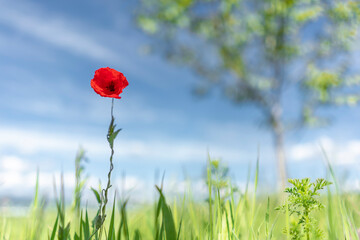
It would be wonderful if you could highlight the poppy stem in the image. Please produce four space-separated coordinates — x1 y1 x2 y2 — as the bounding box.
94 98 116 240
111 98 114 118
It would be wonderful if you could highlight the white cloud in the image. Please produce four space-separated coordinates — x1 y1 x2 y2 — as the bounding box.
0 127 82 155
289 136 360 166
0 1 119 63
343 179 360 191
289 141 324 162
335 140 360 165
289 143 317 161
0 155 28 172
0 125 249 164
289 137 333 162
0 165 148 201
0 158 153 204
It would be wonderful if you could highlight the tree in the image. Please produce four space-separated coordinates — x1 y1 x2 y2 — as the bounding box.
137 0 360 188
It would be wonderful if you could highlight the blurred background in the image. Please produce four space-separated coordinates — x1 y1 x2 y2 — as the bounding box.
1 0 360 206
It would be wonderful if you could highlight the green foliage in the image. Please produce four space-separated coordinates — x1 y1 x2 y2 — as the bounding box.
72 148 88 218
55 174 71 240
277 178 332 240
306 65 341 103
207 158 232 196
137 0 360 121
107 116 121 150
27 170 47 240
156 186 178 240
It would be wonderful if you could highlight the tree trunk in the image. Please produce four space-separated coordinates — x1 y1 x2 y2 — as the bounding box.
274 124 287 190
271 104 287 190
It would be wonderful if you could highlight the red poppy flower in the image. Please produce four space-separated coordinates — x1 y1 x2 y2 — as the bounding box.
91 67 129 99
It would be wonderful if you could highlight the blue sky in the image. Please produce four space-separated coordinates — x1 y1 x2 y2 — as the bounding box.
1 0 360 202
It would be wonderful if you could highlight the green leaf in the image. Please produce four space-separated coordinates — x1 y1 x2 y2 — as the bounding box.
118 199 130 240
133 230 141 240
49 213 59 240
74 233 80 240
108 196 116 240
176 217 182 240
82 209 90 240
91 188 101 204
156 186 177 240
107 116 121 149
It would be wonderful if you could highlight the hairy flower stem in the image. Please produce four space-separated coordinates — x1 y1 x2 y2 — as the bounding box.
96 99 116 240
102 99 115 215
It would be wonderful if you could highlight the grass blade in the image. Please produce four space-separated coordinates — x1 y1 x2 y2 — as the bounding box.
49 213 59 240
156 186 177 240
108 196 116 240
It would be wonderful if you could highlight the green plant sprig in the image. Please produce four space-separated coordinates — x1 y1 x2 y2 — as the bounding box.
277 178 332 240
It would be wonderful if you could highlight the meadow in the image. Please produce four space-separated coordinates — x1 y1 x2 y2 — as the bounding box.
0 151 359 240
2 79 360 239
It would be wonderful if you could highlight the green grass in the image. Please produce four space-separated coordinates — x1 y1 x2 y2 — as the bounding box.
0 155 359 240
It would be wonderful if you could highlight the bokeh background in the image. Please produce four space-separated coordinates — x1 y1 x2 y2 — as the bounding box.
1 0 360 205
